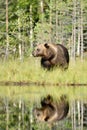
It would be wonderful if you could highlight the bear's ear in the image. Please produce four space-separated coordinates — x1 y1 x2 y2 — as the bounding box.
44 43 49 49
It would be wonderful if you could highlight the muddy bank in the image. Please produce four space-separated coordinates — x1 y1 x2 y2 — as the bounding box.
0 81 87 87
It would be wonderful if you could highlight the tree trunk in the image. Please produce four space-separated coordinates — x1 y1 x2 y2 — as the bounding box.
49 0 52 43
18 17 22 60
60 21 64 44
40 0 44 23
77 1 81 56
30 5 33 54
5 0 9 60
55 0 58 44
72 0 77 61
80 0 84 61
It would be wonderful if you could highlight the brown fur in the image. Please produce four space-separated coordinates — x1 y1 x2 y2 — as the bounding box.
32 43 69 70
33 95 69 123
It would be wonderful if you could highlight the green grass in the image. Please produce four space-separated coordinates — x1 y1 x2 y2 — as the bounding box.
0 57 87 83
0 57 87 101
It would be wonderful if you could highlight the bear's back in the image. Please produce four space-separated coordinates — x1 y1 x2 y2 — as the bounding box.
56 44 69 64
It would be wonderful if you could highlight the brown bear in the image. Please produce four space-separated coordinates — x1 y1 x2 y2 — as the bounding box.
33 95 69 123
32 43 69 70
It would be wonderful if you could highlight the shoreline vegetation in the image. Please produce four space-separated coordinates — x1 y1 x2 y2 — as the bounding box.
0 57 87 101
0 57 87 83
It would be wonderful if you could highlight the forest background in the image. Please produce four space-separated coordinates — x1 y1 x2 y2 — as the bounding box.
0 0 87 61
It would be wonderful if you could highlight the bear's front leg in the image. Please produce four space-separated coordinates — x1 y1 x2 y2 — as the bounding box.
41 58 52 70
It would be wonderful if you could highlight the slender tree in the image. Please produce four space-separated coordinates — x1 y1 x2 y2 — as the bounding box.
72 0 77 61
30 5 33 52
40 0 44 23
77 1 81 57
55 0 58 43
49 0 52 43
18 16 22 60
5 0 9 60
80 0 84 61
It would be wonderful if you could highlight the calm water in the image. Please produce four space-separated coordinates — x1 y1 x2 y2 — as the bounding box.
0 85 87 130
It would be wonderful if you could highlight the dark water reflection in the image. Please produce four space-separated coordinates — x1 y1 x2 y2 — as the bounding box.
0 85 87 130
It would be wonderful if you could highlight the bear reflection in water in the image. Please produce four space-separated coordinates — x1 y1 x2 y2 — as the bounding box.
33 95 69 123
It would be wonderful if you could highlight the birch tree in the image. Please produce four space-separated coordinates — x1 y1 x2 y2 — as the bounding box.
30 5 33 53
55 0 58 43
5 0 9 60
40 0 44 23
80 0 84 61
18 15 22 60
49 0 52 43
77 0 84 60
77 1 81 57
72 0 77 61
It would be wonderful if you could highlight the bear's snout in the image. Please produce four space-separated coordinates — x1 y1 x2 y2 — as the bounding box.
32 51 37 57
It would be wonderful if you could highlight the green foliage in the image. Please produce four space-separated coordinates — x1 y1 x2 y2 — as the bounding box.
34 22 51 43
0 0 87 59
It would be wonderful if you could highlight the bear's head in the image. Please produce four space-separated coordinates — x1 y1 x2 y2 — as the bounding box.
32 43 57 60
33 108 46 122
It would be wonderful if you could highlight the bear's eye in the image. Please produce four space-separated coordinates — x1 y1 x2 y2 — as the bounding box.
37 113 40 117
37 48 40 52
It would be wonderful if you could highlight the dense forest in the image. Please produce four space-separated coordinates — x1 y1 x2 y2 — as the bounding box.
0 0 87 60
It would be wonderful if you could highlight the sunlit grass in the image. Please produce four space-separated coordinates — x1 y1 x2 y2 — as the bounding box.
0 57 87 83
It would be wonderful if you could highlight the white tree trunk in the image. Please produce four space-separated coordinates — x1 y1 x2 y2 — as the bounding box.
55 0 58 44
18 17 22 60
49 0 52 43
80 0 84 61
30 5 33 53
5 0 9 60
40 0 44 23
72 0 76 61
77 2 81 56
